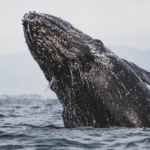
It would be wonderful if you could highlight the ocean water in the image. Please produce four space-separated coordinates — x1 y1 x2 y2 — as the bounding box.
0 95 150 150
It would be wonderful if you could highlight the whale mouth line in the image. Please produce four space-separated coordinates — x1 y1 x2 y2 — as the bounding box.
23 19 54 83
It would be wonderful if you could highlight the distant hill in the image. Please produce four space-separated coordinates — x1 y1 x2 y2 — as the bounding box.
0 52 56 98
107 45 150 71
0 46 149 96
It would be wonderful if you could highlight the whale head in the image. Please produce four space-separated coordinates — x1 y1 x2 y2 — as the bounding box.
22 11 104 92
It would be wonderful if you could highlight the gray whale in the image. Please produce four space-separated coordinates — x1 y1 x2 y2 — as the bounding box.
22 12 150 128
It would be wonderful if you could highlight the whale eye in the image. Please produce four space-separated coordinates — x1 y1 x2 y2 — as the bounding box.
93 39 104 46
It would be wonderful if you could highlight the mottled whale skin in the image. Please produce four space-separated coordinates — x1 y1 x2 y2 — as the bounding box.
22 12 150 128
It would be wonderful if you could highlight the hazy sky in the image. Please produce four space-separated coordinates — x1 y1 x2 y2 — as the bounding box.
0 0 150 55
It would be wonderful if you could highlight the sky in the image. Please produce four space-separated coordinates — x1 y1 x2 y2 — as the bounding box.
0 0 150 96
0 0 150 55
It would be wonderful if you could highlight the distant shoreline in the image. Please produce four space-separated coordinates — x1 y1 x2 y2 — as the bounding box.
0 94 57 100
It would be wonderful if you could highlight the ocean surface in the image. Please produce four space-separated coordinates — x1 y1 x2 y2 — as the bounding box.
0 95 150 150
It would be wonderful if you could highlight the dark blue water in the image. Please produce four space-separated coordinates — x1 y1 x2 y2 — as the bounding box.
0 95 150 150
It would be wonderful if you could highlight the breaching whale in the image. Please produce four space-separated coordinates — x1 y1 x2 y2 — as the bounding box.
22 12 150 128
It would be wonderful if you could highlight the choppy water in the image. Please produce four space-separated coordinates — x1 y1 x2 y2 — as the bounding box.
0 95 150 150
